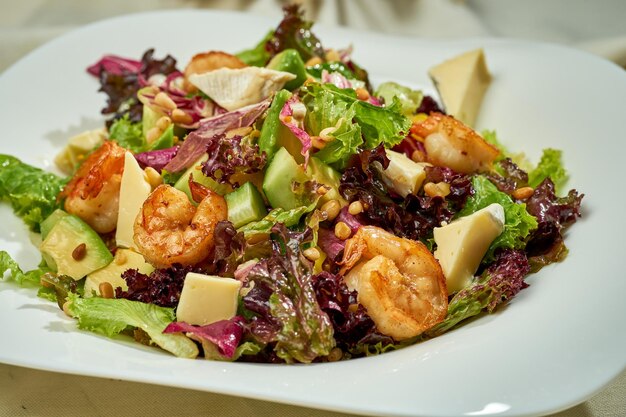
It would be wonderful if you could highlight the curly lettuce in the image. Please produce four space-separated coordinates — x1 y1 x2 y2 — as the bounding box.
427 249 530 337
241 224 334 363
528 148 568 194
0 155 66 231
67 293 198 358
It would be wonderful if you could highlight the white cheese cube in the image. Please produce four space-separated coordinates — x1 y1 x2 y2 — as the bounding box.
380 150 431 197
115 152 152 249
176 273 242 326
429 48 491 127
433 203 505 294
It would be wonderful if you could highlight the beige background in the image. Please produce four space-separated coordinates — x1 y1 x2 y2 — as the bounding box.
1 1 624 416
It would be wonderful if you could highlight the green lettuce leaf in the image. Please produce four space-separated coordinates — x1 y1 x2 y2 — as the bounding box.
302 83 408 152
0 251 50 286
0 155 66 231
458 176 538 262
306 61 356 80
374 81 423 116
236 30 274 66
302 83 353 135
528 148 568 194
481 130 533 171
310 107 362 169
239 206 310 237
108 115 146 153
66 294 198 358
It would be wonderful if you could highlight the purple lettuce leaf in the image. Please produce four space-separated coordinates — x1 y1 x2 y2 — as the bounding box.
311 271 378 349
339 145 472 241
321 70 352 89
317 208 362 261
526 178 583 229
317 228 345 262
87 55 141 77
163 317 244 359
266 4 325 62
212 221 272 277
88 48 178 126
134 146 179 172
416 95 444 114
164 100 270 173
487 158 530 194
200 133 267 187
117 264 198 308
524 178 583 270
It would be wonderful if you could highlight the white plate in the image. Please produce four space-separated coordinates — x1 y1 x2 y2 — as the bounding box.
1 10 625 417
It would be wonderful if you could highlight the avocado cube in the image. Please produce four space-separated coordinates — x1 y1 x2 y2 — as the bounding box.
40 215 113 280
267 49 307 91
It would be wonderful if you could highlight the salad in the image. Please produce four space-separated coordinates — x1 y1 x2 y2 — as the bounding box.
0 5 583 364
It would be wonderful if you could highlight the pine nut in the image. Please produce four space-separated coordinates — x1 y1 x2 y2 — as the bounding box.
311 136 327 149
171 109 193 125
114 250 127 265
155 116 172 131
355 88 370 101
319 127 336 142
512 186 534 200
62 301 73 317
334 221 352 240
321 199 341 222
316 185 330 196
146 126 162 144
348 201 363 215
303 247 321 261
327 347 343 362
290 102 307 121
99 282 114 299
144 167 163 189
325 49 341 62
71 243 87 261
424 182 451 198
155 92 177 111
40 273 55 288
411 150 427 162
305 56 323 66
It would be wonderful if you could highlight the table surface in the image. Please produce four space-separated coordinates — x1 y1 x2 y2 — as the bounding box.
1 1 624 416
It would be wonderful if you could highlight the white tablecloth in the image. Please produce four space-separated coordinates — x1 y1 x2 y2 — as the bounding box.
1 1 624 416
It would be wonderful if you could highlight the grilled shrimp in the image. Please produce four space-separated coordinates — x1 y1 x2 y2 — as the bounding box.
133 184 227 268
340 226 448 340
412 112 499 174
58 141 125 234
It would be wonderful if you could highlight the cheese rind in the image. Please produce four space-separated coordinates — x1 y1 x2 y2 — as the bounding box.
189 67 296 111
429 48 491 127
115 152 152 249
433 203 505 294
176 273 242 326
380 150 430 197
